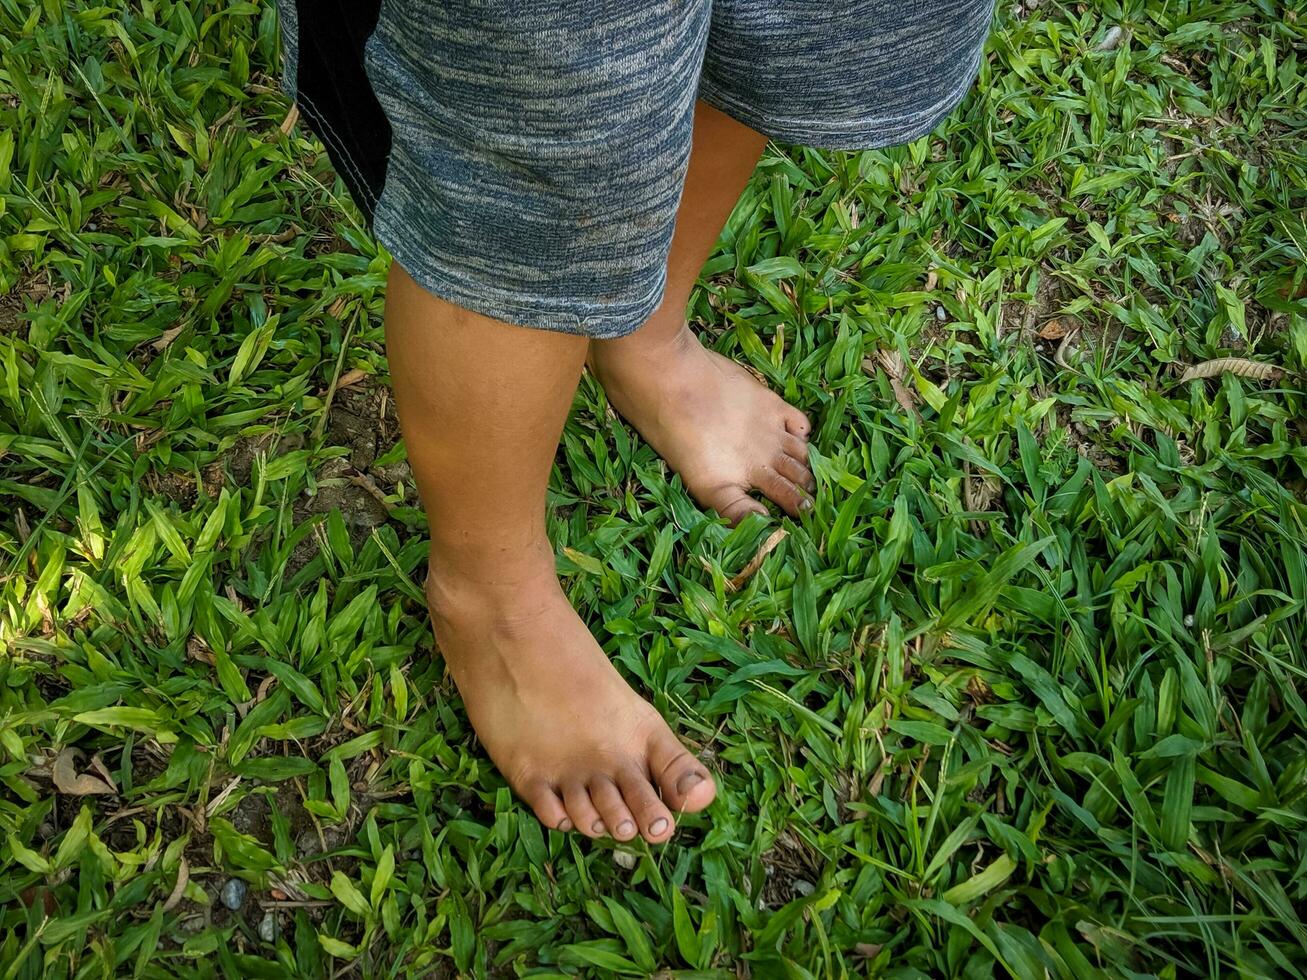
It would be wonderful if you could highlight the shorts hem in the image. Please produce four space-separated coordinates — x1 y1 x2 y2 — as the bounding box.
698 49 982 150
374 211 667 340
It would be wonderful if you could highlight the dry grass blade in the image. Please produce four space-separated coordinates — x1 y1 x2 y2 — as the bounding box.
727 527 787 592
1180 358 1284 382
1054 325 1081 372
162 857 190 912
280 103 299 135
863 351 920 418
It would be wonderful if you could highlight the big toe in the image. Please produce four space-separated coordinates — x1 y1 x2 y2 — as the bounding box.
648 728 717 814
783 406 812 439
708 485 769 526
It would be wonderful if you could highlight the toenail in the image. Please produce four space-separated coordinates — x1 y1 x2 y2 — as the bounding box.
616 820 636 838
557 818 573 832
677 771 704 794
591 820 606 835
649 817 669 836
800 498 813 512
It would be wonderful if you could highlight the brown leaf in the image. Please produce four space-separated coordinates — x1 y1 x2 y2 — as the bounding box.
19 886 58 915
336 367 368 390
88 753 117 790
150 323 186 352
280 104 300 135
1037 317 1069 340
1180 358 1283 383
52 748 117 796
727 528 788 592
187 636 215 665
867 757 890 797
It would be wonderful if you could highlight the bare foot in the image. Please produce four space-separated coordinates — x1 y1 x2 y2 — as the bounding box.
590 323 814 524
426 554 717 842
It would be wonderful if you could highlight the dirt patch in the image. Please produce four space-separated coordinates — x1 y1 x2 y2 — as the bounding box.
759 830 825 910
1002 266 1065 341
0 269 55 334
323 376 401 473
293 376 410 552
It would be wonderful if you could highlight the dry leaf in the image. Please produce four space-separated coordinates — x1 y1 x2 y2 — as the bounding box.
727 527 788 592
187 635 215 665
52 747 117 796
89 754 117 789
1180 358 1283 383
1037 317 1069 340
867 757 890 797
151 323 186 352
336 367 368 390
280 104 300 135
923 269 938 292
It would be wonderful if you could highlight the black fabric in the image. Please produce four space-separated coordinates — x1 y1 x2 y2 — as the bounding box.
292 0 392 223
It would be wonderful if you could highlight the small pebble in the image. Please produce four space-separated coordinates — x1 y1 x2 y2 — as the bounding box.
258 912 278 943
792 879 816 897
612 849 638 870
1096 26 1126 51
220 878 248 911
1184 614 1195 628
935 306 947 322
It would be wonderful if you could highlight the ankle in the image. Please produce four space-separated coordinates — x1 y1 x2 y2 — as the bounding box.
423 546 565 661
426 535 554 597
592 319 697 372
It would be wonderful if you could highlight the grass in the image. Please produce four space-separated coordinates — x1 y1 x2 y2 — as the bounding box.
1 0 1305 976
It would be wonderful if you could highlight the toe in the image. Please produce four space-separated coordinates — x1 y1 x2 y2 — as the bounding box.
712 486 768 526
648 731 716 813
616 769 676 844
782 433 811 466
755 465 810 517
590 777 639 841
774 451 815 494
783 407 812 439
561 781 606 839
523 778 572 833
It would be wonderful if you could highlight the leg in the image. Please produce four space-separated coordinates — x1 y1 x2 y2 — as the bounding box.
384 263 716 843
589 102 815 525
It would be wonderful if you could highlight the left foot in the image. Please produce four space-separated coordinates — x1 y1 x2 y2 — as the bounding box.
590 324 814 524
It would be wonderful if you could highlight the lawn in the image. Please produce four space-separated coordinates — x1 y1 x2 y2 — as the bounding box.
1 0 1305 976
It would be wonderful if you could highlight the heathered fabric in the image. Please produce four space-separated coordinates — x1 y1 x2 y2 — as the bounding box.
280 0 994 337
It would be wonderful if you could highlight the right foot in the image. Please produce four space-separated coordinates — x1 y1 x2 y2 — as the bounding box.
426 557 716 843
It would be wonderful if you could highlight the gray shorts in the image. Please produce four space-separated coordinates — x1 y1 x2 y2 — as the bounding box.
278 0 994 337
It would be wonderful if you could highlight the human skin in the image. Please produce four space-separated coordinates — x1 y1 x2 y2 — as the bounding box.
383 102 812 843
